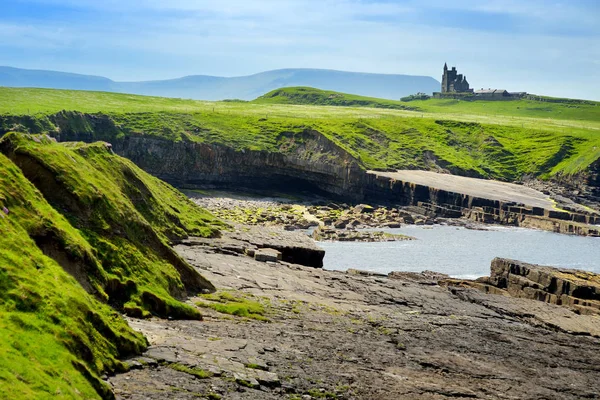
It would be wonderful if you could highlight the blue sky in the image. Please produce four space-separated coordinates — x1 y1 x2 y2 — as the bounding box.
1 0 599 99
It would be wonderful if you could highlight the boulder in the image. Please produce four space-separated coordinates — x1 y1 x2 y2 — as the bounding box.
333 219 349 229
353 204 374 214
488 258 600 314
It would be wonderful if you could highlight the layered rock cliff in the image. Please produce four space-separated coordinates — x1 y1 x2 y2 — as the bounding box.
2 111 367 200
112 131 365 200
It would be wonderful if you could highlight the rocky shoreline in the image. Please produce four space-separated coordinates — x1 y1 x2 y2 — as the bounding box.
109 226 600 399
311 226 415 242
189 189 600 241
104 191 600 399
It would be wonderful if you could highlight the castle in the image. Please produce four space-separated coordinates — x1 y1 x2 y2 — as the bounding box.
433 63 526 100
441 63 472 93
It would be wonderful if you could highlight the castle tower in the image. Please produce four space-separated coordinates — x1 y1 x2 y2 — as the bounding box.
441 63 448 93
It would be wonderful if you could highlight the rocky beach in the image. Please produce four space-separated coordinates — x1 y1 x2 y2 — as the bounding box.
107 195 600 399
109 224 600 400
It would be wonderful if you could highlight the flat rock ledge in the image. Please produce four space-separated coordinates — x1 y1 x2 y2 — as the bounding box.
367 170 600 237
111 243 600 399
176 224 325 268
443 258 600 316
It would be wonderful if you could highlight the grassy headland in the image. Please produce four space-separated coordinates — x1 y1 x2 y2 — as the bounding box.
0 86 599 179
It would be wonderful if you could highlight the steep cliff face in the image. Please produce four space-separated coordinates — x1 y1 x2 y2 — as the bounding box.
589 159 600 196
113 130 365 200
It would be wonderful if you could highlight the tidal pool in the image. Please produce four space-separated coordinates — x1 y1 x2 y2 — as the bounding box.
318 225 600 279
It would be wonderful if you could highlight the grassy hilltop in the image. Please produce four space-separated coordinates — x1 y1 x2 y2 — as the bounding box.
0 86 599 180
0 132 222 398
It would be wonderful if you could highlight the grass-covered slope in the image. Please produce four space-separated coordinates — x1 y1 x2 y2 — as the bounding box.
0 87 598 180
253 86 416 110
0 151 147 399
0 132 222 398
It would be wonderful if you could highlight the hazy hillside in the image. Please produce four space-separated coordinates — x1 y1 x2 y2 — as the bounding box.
0 66 439 101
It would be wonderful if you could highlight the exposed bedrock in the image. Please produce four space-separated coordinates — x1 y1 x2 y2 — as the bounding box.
589 159 600 196
443 258 600 315
177 225 325 268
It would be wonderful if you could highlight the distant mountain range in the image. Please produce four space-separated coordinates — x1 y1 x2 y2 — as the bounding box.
0 66 440 101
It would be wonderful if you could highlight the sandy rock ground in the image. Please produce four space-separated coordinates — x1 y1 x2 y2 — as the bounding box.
109 228 600 400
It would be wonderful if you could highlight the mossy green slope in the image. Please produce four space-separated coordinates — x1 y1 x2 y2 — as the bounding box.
0 151 145 399
0 86 598 180
0 133 222 398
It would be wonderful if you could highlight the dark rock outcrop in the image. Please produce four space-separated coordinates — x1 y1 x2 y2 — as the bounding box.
443 258 600 315
177 225 325 268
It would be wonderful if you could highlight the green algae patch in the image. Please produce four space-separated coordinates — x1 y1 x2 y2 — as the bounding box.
0 133 224 398
196 291 270 321
169 363 213 379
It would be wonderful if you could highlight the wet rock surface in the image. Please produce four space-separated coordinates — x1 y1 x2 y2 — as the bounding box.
110 241 600 399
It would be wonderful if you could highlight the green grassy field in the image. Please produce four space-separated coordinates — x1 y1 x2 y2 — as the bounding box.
1 86 599 179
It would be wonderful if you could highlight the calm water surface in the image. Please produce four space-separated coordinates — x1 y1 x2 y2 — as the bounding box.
318 225 600 279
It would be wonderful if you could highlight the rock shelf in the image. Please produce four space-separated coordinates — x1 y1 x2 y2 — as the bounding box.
110 237 600 399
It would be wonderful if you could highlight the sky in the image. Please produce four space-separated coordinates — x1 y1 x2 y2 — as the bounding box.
1 0 599 100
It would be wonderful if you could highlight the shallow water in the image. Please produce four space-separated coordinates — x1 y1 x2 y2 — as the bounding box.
318 225 600 279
